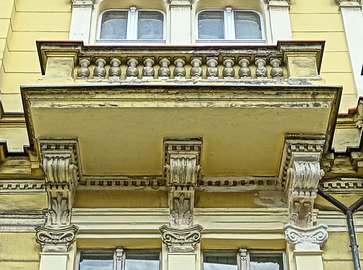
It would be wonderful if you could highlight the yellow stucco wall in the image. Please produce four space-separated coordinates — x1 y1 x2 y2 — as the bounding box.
0 233 40 270
0 0 70 112
290 0 357 113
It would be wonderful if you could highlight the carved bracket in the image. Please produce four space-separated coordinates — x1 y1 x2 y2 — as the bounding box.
38 139 81 248
279 136 325 227
284 223 328 250
35 224 78 252
160 224 203 253
164 139 202 187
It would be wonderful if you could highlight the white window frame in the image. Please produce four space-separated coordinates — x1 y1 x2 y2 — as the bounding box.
201 249 287 270
97 7 166 44
196 7 266 43
76 248 162 270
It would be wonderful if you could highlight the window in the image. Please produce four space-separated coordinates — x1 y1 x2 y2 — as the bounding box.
197 8 264 42
78 248 161 270
98 7 165 42
203 250 284 270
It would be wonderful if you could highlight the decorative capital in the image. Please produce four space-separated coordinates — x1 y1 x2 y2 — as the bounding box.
284 223 328 250
337 0 362 7
71 0 96 7
164 140 202 187
267 0 290 7
35 225 78 252
168 0 193 6
160 224 203 253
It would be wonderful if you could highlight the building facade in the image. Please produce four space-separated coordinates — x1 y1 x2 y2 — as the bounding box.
0 0 363 270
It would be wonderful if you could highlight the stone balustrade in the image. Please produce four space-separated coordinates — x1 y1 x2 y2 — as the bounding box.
37 41 325 84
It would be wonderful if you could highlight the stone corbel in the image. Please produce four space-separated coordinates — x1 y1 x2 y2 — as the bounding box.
36 139 80 252
160 224 203 253
284 224 328 251
164 140 201 187
279 136 325 228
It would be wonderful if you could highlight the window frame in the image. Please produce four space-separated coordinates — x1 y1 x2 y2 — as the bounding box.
76 248 162 270
196 8 266 43
201 249 287 270
97 7 166 44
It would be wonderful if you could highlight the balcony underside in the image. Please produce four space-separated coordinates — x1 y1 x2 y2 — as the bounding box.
21 84 341 187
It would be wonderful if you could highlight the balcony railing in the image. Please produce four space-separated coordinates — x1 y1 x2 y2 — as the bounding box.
36 41 325 85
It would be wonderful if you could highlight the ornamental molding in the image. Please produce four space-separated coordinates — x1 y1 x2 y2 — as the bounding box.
164 139 202 187
284 223 328 250
160 224 203 253
267 0 290 7
35 224 78 252
279 136 325 227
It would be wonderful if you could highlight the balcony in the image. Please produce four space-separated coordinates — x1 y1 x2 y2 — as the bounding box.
20 41 341 190
36 41 325 85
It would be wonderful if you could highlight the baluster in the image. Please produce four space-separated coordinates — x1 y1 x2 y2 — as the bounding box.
158 57 171 78
174 58 186 78
109 58 121 78
255 58 267 78
206 57 218 79
238 58 251 78
223 57 235 79
190 57 203 79
93 58 107 79
126 57 139 79
77 58 90 79
270 58 283 78
143 57 155 78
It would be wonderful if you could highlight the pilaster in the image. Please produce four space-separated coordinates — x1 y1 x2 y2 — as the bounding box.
36 139 80 270
336 0 363 97
267 0 292 43
280 136 328 270
69 0 96 44
161 139 202 270
168 0 193 44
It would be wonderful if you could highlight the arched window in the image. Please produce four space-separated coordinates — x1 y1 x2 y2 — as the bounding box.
197 8 264 42
98 7 165 42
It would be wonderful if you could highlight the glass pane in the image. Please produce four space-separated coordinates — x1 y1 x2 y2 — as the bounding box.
125 252 160 270
234 11 262 39
250 254 284 270
203 252 238 270
198 11 224 39
79 253 113 270
100 11 128 39
138 11 164 40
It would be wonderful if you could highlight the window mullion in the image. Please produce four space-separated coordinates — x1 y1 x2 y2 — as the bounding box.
127 6 137 40
239 249 248 270
113 247 124 270
225 7 234 40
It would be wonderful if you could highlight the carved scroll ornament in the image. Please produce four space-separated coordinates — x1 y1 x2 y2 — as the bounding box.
35 225 78 252
284 223 328 250
160 224 203 253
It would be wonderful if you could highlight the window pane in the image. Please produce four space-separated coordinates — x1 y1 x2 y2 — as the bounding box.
250 254 284 270
79 253 114 270
234 11 262 39
100 11 128 39
203 252 238 270
198 11 224 39
125 252 160 270
138 11 164 40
